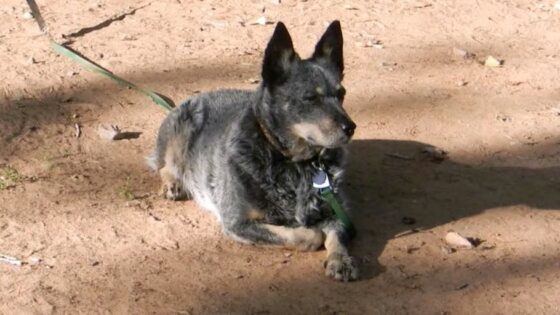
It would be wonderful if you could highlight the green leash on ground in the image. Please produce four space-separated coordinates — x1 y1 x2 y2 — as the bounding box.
25 0 174 112
50 42 174 112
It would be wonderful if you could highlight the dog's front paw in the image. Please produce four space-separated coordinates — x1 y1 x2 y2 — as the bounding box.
324 254 358 282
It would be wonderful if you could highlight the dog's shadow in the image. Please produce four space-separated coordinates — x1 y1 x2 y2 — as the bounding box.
345 139 560 279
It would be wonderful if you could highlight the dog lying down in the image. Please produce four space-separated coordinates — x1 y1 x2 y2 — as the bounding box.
148 21 358 281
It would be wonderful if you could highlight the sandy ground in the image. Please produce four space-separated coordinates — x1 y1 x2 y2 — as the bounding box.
1 0 560 314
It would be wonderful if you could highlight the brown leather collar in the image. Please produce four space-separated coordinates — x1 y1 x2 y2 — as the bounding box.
255 116 292 158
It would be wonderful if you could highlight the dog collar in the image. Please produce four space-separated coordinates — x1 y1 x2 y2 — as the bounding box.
312 167 356 237
255 117 293 158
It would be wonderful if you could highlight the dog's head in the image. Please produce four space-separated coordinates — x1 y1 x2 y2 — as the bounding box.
257 21 356 157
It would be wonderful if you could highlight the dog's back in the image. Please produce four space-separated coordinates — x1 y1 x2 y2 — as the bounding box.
148 89 255 213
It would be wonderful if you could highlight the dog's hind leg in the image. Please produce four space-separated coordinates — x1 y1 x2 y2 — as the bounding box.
158 138 191 201
224 218 324 252
148 110 192 201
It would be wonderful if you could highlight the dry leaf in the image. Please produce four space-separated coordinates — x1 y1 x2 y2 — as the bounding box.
484 56 503 67
445 231 474 249
97 125 141 141
97 125 120 140
252 16 272 26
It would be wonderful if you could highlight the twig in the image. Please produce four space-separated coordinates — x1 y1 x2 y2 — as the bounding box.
0 254 22 266
74 123 81 138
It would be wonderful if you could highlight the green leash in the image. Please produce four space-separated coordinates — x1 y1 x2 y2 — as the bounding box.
50 42 174 112
25 0 174 112
313 167 356 237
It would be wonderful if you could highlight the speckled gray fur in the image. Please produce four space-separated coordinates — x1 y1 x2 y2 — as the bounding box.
148 21 358 281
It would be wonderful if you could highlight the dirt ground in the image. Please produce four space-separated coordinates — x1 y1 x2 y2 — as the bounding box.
1 0 560 314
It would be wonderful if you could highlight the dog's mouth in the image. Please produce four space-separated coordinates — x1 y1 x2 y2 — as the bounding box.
305 134 351 148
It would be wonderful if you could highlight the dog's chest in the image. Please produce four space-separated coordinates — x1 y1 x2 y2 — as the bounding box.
261 162 335 226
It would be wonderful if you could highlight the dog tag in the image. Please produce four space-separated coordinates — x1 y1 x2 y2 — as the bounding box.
312 169 331 189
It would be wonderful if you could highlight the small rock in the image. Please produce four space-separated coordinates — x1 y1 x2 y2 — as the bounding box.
359 40 383 48
457 80 468 86
283 252 292 258
271 0 281 4
441 246 456 254
452 47 475 59
421 146 447 162
22 11 33 19
27 57 37 65
121 34 137 41
496 114 512 122
67 71 78 77
91 261 100 266
484 56 504 67
28 257 42 265
247 78 260 84
445 231 474 249
381 61 397 67
481 243 496 250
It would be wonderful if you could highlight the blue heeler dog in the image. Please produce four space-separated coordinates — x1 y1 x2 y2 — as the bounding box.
148 21 358 281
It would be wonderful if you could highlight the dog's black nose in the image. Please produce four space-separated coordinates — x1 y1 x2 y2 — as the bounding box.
341 120 356 137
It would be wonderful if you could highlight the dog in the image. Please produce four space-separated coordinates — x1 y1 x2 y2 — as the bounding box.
148 21 358 281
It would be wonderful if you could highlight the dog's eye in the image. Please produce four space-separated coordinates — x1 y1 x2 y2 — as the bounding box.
336 86 346 101
303 92 318 102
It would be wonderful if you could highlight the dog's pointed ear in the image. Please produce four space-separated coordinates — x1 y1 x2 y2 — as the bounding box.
312 20 344 77
262 22 297 87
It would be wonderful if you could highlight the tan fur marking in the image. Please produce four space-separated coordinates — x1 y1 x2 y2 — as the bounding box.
263 224 324 251
159 165 179 197
323 229 358 281
324 230 348 258
159 138 185 199
247 209 265 220
291 119 336 146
